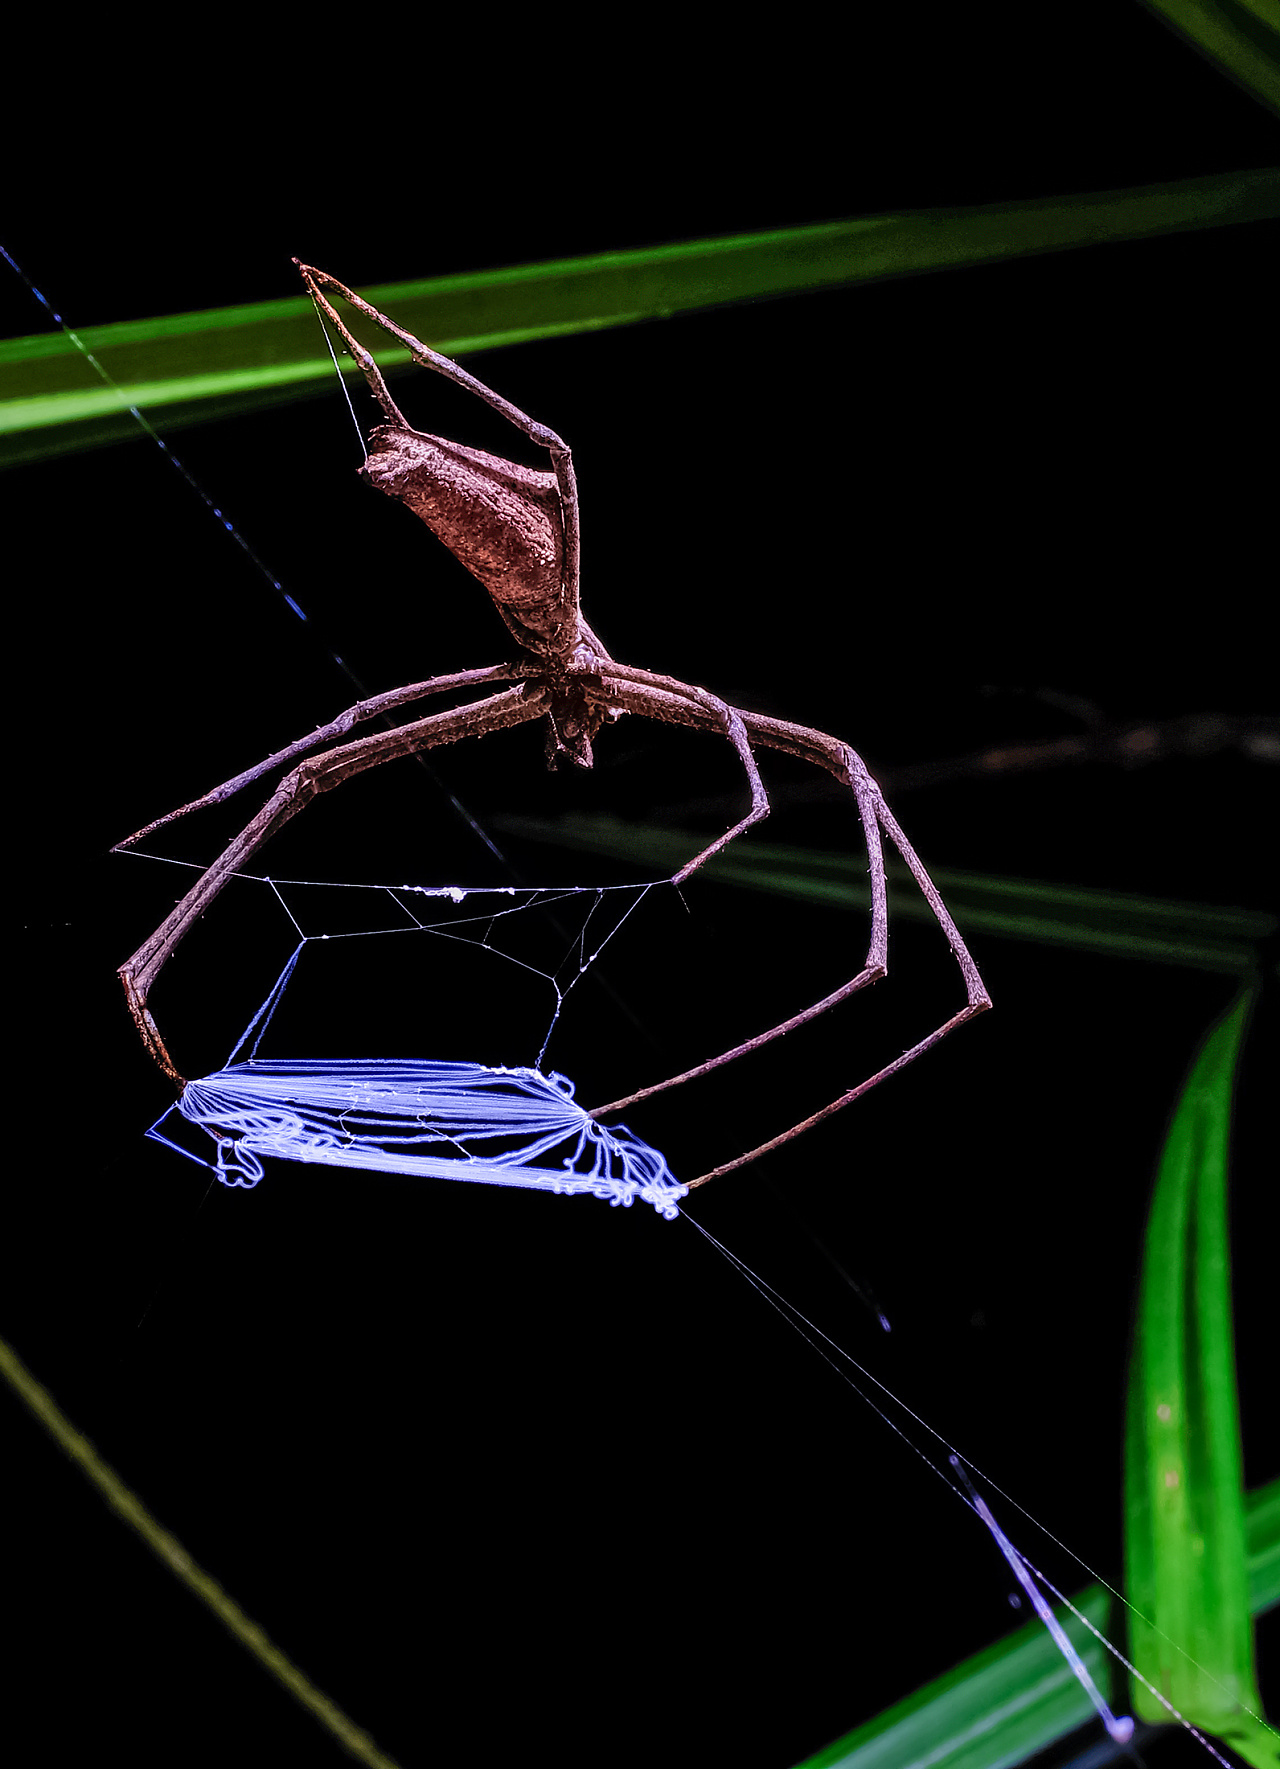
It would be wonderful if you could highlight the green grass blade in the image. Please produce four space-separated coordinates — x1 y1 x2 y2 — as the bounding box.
492 813 1276 974
0 1333 402 1769
1248 1479 1280 1616
793 1477 1280 1769
1140 1 1280 121
798 1585 1119 1769
5 169 1280 466
1124 994 1277 1766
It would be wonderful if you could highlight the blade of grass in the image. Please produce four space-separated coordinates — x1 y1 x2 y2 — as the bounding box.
1248 1481 1280 1617
5 169 1280 466
799 1584 1119 1769
0 1333 403 1769
1124 993 1276 1766
492 813 1276 974
1140 0 1280 121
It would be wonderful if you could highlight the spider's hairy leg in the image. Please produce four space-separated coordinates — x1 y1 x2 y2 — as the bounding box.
587 689 891 1124
119 685 550 1087
589 662 772 874
871 788 990 1018
297 263 571 458
582 686 989 1184
296 262 411 431
114 665 521 851
690 999 990 1187
686 725 991 1185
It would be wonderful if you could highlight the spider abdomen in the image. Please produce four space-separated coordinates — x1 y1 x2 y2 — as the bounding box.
362 422 564 611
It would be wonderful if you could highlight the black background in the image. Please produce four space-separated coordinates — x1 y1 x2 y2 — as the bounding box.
3 9 1276 1767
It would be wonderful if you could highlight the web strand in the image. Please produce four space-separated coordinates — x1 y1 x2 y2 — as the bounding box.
0 241 511 869
680 1210 1275 1765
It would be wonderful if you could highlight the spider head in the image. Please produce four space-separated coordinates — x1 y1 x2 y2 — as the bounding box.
543 680 608 769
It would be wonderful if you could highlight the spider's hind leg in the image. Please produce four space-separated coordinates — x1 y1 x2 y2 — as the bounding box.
587 696 989 1189
591 662 774 874
586 697 892 1131
685 742 991 1187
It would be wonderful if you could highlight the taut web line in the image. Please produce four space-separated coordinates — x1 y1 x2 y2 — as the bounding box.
683 1211 1274 1767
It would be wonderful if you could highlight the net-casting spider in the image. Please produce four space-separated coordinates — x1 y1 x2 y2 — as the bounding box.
117 262 990 1190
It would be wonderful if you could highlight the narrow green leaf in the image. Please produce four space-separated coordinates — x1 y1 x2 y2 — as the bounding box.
1124 994 1276 1765
5 170 1280 466
1248 1479 1280 1616
0 1334 402 1769
492 812 1276 973
798 1585 1119 1769
1140 1 1280 121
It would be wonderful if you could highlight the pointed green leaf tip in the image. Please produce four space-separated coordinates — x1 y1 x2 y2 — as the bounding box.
1125 992 1278 1765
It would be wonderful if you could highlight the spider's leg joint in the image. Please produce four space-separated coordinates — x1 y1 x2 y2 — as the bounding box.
117 964 187 1091
841 747 880 798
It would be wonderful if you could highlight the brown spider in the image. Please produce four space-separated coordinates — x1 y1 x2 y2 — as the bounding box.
117 263 990 1190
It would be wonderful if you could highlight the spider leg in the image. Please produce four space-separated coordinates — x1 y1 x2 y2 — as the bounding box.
594 662 772 872
297 265 582 633
588 680 889 1122
689 998 987 1187
115 664 521 849
119 684 551 1086
581 681 989 1185
686 722 991 1184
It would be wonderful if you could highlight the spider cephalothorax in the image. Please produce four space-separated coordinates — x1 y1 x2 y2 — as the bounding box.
116 264 989 1188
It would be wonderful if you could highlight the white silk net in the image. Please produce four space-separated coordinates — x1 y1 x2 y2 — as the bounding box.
143 867 687 1219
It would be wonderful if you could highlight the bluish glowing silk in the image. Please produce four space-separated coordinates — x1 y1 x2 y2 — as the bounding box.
172 1058 686 1219
950 1458 1134 1747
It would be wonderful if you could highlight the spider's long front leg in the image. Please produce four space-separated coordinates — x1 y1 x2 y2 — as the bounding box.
115 665 521 849
119 685 550 1086
690 710 992 1185
586 673 890 1130
581 680 989 1185
594 662 772 869
685 778 992 1174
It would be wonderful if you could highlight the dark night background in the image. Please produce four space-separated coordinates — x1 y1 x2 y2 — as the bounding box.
3 9 1276 1767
